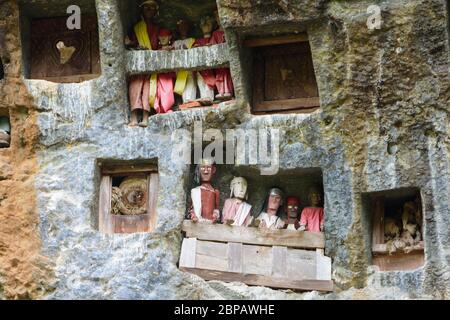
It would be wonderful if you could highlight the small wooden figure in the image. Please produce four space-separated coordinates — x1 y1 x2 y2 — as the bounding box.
153 29 176 114
189 158 220 223
298 187 324 232
193 16 216 105
284 196 301 230
256 188 285 230
222 177 253 227
173 20 198 106
211 10 234 101
126 0 160 127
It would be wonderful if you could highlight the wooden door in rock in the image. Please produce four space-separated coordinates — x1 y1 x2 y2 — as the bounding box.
252 40 319 113
29 16 100 83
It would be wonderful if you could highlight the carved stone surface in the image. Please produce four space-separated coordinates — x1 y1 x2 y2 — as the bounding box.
0 0 449 300
125 43 230 74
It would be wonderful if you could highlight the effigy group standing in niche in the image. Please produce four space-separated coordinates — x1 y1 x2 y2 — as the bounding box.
187 158 325 232
125 0 234 127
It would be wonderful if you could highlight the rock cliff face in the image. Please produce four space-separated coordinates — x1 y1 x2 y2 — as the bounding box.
0 0 449 299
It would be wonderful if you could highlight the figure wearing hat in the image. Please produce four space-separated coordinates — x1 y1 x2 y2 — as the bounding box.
256 188 286 230
298 187 324 232
221 177 253 227
125 0 160 126
188 158 220 223
173 20 198 105
211 10 234 101
284 196 301 231
153 28 176 114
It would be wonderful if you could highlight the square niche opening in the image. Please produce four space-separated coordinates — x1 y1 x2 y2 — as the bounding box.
180 165 333 292
19 0 101 83
119 0 219 46
186 165 325 225
363 187 424 272
245 34 320 114
98 161 159 234
0 108 11 148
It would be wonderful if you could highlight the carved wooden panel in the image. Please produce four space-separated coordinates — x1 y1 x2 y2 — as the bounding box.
252 41 319 113
29 16 100 82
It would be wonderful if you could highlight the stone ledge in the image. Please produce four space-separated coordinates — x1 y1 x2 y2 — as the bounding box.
125 43 230 75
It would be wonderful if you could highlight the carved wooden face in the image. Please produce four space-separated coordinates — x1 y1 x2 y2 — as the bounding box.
231 178 247 200
310 192 321 207
177 21 190 38
159 35 171 46
199 164 216 183
141 4 157 20
200 20 214 35
268 194 282 214
287 204 299 219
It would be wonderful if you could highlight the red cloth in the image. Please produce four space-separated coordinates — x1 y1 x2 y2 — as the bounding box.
130 22 159 49
194 37 216 89
154 72 176 113
159 28 172 37
211 30 225 45
299 207 324 232
201 188 220 221
210 30 233 95
215 68 234 95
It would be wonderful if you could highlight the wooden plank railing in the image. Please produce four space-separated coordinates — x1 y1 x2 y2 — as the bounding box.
182 220 325 250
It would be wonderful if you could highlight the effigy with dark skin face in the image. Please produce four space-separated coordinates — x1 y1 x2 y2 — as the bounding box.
284 196 301 230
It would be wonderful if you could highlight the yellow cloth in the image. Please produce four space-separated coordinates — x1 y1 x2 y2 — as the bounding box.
134 20 152 49
134 20 157 108
149 73 158 108
174 38 196 96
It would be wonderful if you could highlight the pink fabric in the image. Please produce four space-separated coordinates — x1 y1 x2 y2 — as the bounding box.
129 75 150 111
222 199 240 223
154 72 176 113
194 38 216 89
210 30 233 95
299 207 324 232
215 68 234 95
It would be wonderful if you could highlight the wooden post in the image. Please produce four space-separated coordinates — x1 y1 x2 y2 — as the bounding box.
372 196 385 247
148 173 159 232
179 238 197 268
271 246 287 277
227 243 243 273
99 175 113 234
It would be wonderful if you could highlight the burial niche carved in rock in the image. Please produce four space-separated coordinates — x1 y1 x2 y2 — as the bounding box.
246 34 320 114
98 162 159 234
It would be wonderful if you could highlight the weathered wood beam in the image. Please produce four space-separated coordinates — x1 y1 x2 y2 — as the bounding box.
182 220 325 249
243 34 308 47
101 164 158 175
180 267 334 292
125 43 230 74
